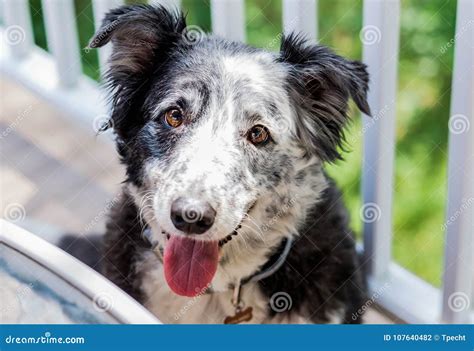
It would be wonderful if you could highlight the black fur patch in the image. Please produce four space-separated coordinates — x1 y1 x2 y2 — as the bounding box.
258 181 366 323
101 191 149 301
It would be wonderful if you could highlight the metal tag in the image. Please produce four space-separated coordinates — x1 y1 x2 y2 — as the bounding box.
224 307 253 324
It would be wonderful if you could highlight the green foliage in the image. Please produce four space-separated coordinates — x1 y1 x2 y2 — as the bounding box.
324 0 456 287
29 0 47 50
27 0 457 286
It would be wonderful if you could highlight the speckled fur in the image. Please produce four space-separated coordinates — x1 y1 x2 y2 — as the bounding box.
90 4 370 324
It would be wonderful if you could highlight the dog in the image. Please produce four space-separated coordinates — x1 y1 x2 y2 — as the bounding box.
88 4 370 324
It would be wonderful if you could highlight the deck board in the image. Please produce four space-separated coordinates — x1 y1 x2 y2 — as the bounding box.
1 78 122 234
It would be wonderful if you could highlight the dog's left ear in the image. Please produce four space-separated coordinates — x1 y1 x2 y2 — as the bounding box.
88 5 186 139
89 4 186 76
279 34 371 161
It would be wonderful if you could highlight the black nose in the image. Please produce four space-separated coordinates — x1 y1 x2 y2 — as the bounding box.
170 197 216 234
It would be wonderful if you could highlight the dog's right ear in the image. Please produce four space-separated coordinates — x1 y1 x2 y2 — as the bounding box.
89 4 186 76
279 33 370 162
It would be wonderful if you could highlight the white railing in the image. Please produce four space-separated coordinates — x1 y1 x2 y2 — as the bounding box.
0 0 472 324
440 0 473 325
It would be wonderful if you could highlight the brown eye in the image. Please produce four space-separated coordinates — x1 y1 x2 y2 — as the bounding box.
164 108 183 128
247 125 270 146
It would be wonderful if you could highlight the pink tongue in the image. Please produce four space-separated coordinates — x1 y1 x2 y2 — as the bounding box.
163 235 219 297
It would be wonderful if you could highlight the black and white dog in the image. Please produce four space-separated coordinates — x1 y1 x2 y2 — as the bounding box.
89 4 370 324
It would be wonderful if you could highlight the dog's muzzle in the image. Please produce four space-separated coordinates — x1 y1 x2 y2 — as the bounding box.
170 197 216 235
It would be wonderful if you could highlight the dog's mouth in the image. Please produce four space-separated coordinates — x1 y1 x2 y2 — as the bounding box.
160 201 255 297
161 223 242 298
160 225 240 248
162 234 219 297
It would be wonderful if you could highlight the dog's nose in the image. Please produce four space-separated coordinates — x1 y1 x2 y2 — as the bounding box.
170 197 216 234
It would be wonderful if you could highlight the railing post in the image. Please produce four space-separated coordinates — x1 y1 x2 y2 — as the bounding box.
2 0 33 59
282 0 317 42
441 0 474 324
42 0 81 88
361 0 400 281
211 0 245 42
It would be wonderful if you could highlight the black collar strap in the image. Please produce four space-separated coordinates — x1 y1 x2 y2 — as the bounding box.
242 236 293 285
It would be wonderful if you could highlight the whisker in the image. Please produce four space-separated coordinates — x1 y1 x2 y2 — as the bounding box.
242 214 265 240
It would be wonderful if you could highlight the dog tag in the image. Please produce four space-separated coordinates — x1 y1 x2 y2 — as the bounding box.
225 280 253 324
224 307 253 324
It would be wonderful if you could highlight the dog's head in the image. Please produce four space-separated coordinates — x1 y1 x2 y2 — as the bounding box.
91 5 370 297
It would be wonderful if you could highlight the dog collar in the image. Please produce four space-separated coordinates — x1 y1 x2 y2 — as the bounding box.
242 236 293 284
223 236 293 324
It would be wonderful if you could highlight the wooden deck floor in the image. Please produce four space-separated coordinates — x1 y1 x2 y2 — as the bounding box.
1 78 123 236
0 77 397 324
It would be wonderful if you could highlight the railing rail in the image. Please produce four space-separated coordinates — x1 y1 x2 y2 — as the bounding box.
2 0 32 58
42 0 81 87
282 0 317 42
211 0 245 42
0 0 472 324
441 0 473 325
361 0 399 283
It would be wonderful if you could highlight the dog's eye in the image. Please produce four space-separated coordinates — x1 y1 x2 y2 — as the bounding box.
164 108 183 128
247 125 270 146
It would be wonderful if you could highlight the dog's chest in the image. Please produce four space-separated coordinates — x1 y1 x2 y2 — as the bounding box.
137 252 310 324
